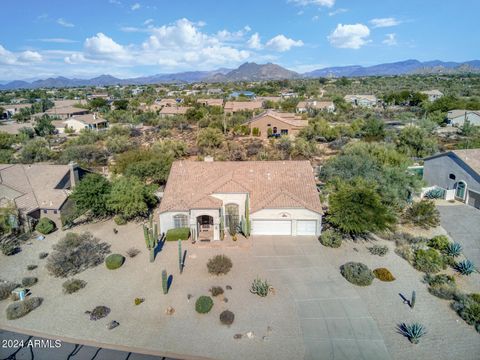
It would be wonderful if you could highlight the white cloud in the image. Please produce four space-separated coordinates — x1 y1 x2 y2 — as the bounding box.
247 33 262 49
370 17 401 28
144 18 153 26
83 33 128 59
265 35 303 52
0 45 17 65
131 2 141 10
328 8 347 16
244 25 252 32
18 51 43 62
38 38 77 43
328 23 370 49
57 18 74 27
289 0 335 7
0 45 42 65
383 33 397 46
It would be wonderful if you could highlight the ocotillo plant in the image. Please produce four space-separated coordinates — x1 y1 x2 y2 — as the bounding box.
162 269 168 294
178 239 183 273
410 290 416 309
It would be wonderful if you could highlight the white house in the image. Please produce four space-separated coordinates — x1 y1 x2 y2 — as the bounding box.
159 160 323 241
344 94 378 107
421 89 444 102
296 100 335 113
447 110 480 127
54 114 108 133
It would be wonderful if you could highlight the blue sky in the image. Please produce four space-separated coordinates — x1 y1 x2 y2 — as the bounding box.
0 0 479 81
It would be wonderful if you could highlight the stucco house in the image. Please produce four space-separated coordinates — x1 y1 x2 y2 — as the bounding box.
54 114 109 134
224 101 263 114
447 110 480 126
247 110 308 139
423 149 480 209
344 94 378 108
0 163 88 227
296 100 335 114
159 106 191 117
421 89 444 102
196 99 224 107
159 160 323 240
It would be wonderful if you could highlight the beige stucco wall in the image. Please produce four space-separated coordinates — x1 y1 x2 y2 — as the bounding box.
248 114 301 139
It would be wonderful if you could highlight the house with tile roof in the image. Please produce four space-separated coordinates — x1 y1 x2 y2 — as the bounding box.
247 110 308 139
447 110 480 127
224 101 263 114
423 149 480 209
344 94 378 108
0 163 88 227
159 160 323 241
296 100 335 114
54 113 108 133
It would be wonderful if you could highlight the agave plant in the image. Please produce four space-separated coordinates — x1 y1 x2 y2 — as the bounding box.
445 242 462 257
250 277 270 297
397 322 427 344
455 259 476 275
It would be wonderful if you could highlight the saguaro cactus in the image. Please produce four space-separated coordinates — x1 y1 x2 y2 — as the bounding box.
410 290 416 309
162 269 168 294
143 220 158 263
178 239 183 273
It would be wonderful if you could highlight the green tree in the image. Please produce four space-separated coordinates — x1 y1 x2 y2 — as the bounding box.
34 115 56 137
197 128 225 150
20 138 54 163
106 177 157 219
327 178 396 235
71 173 111 217
113 99 129 110
88 98 109 111
396 126 438 158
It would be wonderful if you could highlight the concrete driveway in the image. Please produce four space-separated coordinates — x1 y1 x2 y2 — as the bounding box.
437 204 480 265
252 236 390 360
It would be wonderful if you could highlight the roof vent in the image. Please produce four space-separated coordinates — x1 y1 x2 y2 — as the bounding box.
204 156 214 162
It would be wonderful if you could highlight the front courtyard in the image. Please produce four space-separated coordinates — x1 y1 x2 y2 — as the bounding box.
0 219 479 360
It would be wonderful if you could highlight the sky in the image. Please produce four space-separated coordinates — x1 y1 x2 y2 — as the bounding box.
0 0 479 81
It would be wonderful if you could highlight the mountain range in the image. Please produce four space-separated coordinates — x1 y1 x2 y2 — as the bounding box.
1 59 479 90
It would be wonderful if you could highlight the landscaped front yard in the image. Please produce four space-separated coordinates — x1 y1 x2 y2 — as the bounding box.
0 218 479 360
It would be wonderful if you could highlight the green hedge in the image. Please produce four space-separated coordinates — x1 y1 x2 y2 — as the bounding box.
166 227 190 241
36 218 56 235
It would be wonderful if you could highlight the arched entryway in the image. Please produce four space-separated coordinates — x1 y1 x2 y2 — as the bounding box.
455 181 467 201
197 215 214 241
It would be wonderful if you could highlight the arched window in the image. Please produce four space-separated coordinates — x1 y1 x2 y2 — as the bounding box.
272 126 278 134
225 203 239 228
173 214 188 228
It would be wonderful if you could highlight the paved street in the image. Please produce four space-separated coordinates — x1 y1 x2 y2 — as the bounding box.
253 236 391 360
437 204 480 265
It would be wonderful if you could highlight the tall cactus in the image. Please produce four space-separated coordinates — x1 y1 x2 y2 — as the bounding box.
178 239 183 273
162 269 168 294
143 221 158 263
244 195 251 237
410 290 416 309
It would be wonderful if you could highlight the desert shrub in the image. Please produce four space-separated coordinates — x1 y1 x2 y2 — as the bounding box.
413 248 444 273
319 229 342 248
340 262 374 286
35 217 56 234
424 273 455 287
428 235 450 251
403 200 440 229
0 281 19 300
165 227 190 241
113 215 127 225
429 283 458 300
395 245 414 262
21 277 38 287
126 247 140 258
445 242 462 257
424 188 445 199
1 243 19 256
105 254 125 270
452 294 480 330
396 322 427 344
39 252 49 259
368 245 389 256
388 232 428 247
207 255 232 275
87 305 110 320
134 297 145 305
27 264 38 271
455 259 476 275
373 268 396 281
195 296 213 314
62 279 87 294
209 286 224 297
220 310 235 325
6 297 43 320
46 232 111 277
250 278 270 297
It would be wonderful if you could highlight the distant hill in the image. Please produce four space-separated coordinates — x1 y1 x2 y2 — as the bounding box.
304 59 480 78
1 59 479 90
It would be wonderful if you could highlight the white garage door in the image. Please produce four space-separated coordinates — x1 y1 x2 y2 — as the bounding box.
251 220 292 235
296 220 317 235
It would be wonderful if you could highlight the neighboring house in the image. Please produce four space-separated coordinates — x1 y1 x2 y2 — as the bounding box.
0 121 35 135
447 110 480 126
280 91 298 99
159 106 191 117
421 89 444 102
423 149 480 209
247 110 308 139
224 101 263 114
159 160 323 240
157 98 183 107
229 91 256 99
0 163 88 227
206 88 223 95
2 103 33 119
296 100 335 113
197 99 224 107
45 104 89 119
344 94 378 107
55 114 108 133
257 96 282 103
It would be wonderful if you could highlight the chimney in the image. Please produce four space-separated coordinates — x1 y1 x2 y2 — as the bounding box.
69 161 79 188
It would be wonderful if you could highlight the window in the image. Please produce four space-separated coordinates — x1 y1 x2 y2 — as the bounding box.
43 209 47 214
173 214 188 228
281 129 288 135
53 210 58 214
267 123 271 126
225 203 239 228
449 173 456 180
273 127 278 134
